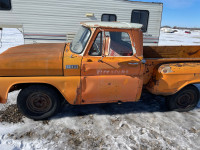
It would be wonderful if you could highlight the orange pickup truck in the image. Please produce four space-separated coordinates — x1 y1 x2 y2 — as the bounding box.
0 22 200 120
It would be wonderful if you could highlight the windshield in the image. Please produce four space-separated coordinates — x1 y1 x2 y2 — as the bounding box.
71 26 91 54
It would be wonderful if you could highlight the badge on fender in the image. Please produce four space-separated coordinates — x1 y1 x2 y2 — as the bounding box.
65 65 79 69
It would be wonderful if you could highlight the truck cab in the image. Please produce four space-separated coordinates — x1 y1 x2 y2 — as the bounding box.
64 22 145 105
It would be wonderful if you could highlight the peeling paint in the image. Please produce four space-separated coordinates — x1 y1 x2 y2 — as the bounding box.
73 84 82 105
160 66 173 74
81 22 143 29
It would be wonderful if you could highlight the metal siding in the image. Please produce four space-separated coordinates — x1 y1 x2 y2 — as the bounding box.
0 0 162 45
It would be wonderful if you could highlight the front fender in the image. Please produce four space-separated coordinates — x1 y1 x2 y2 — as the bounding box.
0 76 81 104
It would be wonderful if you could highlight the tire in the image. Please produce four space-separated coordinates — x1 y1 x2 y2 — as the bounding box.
17 85 61 120
166 85 199 112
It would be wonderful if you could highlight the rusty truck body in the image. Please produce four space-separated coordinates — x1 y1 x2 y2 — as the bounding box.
0 22 200 120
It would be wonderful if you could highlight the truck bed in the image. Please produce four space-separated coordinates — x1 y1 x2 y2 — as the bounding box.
144 46 200 59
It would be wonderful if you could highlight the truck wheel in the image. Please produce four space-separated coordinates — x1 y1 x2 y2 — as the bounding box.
166 85 199 112
17 85 60 120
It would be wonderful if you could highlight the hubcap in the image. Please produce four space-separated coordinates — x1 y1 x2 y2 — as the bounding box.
177 91 195 108
26 92 52 113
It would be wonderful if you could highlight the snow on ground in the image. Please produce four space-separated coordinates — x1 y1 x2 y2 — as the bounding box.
159 29 200 46
0 29 200 150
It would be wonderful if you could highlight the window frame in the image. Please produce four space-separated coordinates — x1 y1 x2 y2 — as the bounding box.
101 14 117 22
106 31 134 57
131 9 149 32
84 28 136 58
0 0 12 11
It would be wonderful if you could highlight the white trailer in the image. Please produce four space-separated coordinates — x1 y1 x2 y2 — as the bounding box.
0 0 163 46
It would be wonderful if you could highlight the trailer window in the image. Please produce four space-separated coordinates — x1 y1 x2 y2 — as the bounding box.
101 14 117 22
131 10 149 32
0 0 11 10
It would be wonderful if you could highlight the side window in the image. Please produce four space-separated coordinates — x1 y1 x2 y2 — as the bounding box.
89 32 103 56
101 14 117 22
89 31 134 57
131 10 149 32
0 0 11 10
108 32 133 56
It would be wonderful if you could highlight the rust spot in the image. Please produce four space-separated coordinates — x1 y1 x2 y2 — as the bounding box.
87 59 93 62
187 49 200 56
177 64 182 67
161 66 173 74
163 69 167 73
73 84 82 105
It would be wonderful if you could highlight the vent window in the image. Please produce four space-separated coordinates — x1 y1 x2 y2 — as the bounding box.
131 10 149 32
0 0 11 10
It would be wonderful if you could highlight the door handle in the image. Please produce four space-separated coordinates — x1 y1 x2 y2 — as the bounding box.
128 60 146 65
141 59 146 64
128 62 139 65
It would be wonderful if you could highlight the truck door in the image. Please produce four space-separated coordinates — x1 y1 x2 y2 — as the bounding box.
81 30 144 104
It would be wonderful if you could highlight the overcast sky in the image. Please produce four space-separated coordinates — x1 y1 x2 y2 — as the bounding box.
131 0 200 27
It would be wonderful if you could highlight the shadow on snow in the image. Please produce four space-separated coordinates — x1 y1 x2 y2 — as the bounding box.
53 94 171 119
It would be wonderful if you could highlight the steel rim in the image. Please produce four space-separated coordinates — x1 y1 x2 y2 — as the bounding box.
176 91 195 108
26 92 52 114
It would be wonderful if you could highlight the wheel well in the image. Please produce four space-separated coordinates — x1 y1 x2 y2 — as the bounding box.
166 84 199 112
178 84 199 94
9 83 66 101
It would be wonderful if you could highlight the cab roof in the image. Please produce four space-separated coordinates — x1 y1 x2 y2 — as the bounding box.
81 22 143 29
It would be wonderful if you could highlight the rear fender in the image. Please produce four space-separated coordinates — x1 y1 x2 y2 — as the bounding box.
146 62 200 95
